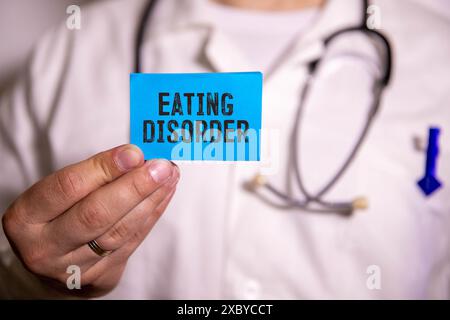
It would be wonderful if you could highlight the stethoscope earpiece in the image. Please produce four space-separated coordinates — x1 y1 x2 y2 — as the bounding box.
246 173 370 213
351 196 369 210
244 173 267 192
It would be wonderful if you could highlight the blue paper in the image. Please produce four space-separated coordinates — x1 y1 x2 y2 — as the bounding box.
130 72 262 161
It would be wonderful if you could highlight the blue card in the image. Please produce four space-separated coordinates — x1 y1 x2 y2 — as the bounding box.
130 72 262 161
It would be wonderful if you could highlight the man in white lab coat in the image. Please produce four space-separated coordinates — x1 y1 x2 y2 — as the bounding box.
0 0 449 299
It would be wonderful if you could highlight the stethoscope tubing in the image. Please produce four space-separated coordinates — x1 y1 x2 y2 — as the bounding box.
134 0 393 215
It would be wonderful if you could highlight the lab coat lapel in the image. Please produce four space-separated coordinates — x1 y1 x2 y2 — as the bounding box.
142 0 364 75
140 0 254 73
282 0 365 68
180 0 260 72
203 29 255 73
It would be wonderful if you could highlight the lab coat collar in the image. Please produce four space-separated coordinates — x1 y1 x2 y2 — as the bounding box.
169 0 255 72
148 0 365 73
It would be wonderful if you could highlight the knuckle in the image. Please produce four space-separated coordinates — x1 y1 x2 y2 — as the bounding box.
92 153 114 181
130 173 150 199
106 222 130 245
55 170 84 201
130 230 142 243
153 203 165 216
144 193 158 210
147 184 171 208
2 209 15 237
2 202 26 238
3 204 54 278
22 247 48 275
78 198 111 230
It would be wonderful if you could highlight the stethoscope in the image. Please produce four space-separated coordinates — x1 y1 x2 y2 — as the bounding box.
134 0 393 216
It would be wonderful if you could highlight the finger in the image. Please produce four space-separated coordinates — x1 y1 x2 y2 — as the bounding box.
45 159 175 252
13 144 144 224
78 186 178 283
122 185 177 256
68 171 179 269
95 169 179 251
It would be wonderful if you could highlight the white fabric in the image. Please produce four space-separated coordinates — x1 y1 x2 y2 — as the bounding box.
0 0 449 299
200 1 319 72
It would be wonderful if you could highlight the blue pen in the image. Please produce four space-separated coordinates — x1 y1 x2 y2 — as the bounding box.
417 127 442 196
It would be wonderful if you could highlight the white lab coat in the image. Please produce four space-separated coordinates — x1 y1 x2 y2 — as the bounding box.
0 0 449 299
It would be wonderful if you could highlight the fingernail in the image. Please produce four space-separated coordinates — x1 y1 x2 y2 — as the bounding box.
148 159 173 183
171 161 180 175
116 145 142 171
